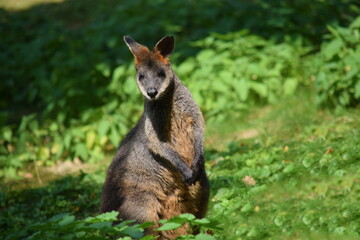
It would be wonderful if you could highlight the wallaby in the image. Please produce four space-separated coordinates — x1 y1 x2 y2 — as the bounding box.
100 35 209 239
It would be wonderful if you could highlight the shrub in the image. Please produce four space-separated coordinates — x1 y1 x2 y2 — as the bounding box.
2 211 218 240
315 16 360 108
177 31 308 122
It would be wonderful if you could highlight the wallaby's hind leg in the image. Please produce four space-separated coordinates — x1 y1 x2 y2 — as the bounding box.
159 190 192 239
119 190 191 239
117 192 162 236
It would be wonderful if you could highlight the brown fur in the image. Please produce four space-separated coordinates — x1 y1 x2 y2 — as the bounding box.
156 169 205 239
170 112 195 166
134 48 170 68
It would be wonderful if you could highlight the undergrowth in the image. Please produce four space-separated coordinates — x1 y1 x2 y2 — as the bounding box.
1 94 360 239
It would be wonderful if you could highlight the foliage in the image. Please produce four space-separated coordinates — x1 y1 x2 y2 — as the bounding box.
5 211 146 240
315 16 360 108
4 211 217 240
205 98 360 239
5 211 215 240
0 172 217 240
0 0 359 179
1 97 360 239
0 28 310 178
177 31 308 121
0 172 104 235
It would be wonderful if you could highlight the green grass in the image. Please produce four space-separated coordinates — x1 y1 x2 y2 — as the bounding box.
1 92 360 239
206 94 360 239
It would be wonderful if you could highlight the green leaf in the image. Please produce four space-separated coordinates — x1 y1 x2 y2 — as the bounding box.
137 222 155 229
98 119 111 139
156 222 183 231
89 222 112 229
112 65 126 81
194 233 217 240
213 74 230 93
236 78 249 101
64 133 72 149
283 78 298 95
193 218 210 225
177 213 196 221
96 63 111 77
241 202 253 212
350 16 360 29
121 226 144 238
75 231 86 238
109 126 120 147
250 82 267 97
355 80 360 98
327 25 341 38
196 49 215 63
339 91 350 106
177 58 195 75
2 127 12 141
38 147 50 160
139 236 155 240
117 237 132 240
86 131 96 149
58 215 75 226
283 163 295 173
75 143 88 160
85 211 119 223
322 38 343 60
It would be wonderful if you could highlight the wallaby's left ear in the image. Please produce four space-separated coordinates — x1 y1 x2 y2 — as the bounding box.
123 35 150 60
153 36 175 58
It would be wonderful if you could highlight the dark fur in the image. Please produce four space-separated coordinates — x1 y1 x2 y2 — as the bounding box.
100 36 209 239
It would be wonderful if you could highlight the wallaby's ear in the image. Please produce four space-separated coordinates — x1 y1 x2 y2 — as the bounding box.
153 36 175 58
123 35 150 60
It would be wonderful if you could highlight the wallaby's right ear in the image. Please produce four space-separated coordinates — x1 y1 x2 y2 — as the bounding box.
153 36 175 58
123 36 150 62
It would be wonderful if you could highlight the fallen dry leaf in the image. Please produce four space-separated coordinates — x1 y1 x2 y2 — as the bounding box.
23 172 33 179
242 175 256 186
283 145 289 152
324 146 334 154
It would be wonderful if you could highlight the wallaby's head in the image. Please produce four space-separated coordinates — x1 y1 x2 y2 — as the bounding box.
124 35 175 101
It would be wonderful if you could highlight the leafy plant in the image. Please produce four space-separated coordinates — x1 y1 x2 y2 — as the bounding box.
205 98 360 239
1 93 360 240
5 211 146 240
315 16 360 108
177 31 308 122
2 211 217 240
1 0 359 179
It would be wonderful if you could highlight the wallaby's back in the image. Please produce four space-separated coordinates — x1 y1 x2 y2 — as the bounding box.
100 36 209 239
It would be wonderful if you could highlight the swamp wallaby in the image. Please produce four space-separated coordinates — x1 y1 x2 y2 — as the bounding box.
100 35 209 239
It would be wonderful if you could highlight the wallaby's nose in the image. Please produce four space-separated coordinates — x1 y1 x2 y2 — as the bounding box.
147 88 158 99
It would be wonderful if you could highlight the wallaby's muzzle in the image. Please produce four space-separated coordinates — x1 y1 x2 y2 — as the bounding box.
146 88 158 99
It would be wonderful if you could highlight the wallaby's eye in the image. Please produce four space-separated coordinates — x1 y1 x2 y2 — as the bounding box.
157 70 166 78
138 73 145 80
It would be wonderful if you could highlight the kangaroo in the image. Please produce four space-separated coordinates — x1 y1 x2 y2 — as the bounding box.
100 35 209 239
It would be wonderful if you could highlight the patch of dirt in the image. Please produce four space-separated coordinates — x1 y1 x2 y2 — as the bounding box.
45 157 88 175
238 129 259 140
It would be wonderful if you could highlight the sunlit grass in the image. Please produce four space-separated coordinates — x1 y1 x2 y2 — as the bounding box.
205 92 360 239
0 0 64 10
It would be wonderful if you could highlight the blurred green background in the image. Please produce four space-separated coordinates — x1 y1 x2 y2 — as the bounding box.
1 0 360 239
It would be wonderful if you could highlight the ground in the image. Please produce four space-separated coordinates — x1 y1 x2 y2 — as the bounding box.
2 92 360 239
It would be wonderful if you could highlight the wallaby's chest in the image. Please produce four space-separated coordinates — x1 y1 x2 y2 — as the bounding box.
169 109 195 166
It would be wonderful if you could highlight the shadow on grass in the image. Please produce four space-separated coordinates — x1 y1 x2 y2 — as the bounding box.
0 171 103 236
